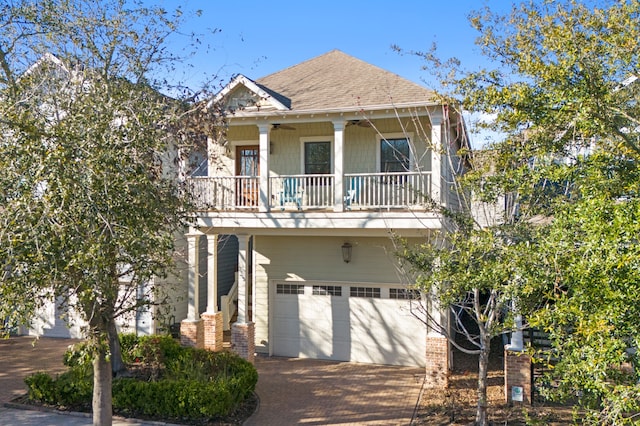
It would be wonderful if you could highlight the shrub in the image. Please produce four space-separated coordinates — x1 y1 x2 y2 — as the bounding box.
25 372 56 405
113 378 235 419
25 367 92 409
119 333 139 363
25 335 258 422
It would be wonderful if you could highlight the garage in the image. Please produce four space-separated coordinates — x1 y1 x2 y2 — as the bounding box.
271 282 427 367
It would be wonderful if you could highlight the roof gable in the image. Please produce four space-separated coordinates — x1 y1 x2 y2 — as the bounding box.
255 50 436 112
212 74 289 112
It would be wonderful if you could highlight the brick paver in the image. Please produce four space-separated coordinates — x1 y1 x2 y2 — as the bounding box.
1 337 425 425
246 356 424 426
0 336 79 404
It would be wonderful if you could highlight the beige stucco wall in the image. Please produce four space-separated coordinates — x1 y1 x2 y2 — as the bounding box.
252 235 422 353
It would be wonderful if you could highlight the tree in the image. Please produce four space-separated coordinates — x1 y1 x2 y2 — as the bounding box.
394 143 530 426
396 220 528 425
519 152 640 424
398 0 640 424
0 1 216 424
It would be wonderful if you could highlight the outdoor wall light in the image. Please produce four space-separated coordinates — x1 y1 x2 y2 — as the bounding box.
341 242 352 263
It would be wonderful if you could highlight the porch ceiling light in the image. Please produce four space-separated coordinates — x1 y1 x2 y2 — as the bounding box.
341 242 352 263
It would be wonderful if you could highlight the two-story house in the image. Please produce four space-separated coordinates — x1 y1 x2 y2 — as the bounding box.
180 50 469 378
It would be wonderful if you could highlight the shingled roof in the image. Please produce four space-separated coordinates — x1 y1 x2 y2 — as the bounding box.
254 50 436 113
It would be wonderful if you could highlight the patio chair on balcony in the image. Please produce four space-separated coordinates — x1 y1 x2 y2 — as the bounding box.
279 177 304 210
344 176 362 210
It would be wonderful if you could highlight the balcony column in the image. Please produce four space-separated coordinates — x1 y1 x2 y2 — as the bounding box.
235 234 250 324
186 230 201 321
201 234 223 351
181 229 203 348
205 234 219 314
333 121 345 212
232 234 255 363
430 113 444 206
258 124 270 212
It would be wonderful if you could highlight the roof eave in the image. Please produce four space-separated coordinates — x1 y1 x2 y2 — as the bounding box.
225 100 442 120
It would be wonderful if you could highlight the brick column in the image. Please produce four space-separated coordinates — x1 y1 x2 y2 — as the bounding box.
231 322 255 363
425 335 449 387
201 311 224 351
504 349 531 405
180 319 204 348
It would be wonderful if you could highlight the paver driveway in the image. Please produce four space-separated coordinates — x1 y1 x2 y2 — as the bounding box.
0 336 78 404
0 337 425 425
246 355 424 425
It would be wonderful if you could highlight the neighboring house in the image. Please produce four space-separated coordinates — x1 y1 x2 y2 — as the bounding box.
12 54 194 339
181 50 469 376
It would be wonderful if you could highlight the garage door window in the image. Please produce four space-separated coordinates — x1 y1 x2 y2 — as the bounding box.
389 288 420 300
277 284 304 295
313 285 342 296
350 287 381 298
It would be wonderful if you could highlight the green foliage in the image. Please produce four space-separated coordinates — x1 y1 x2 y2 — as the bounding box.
400 1 640 423
118 333 139 363
134 335 183 364
25 367 93 409
26 335 258 421
63 342 94 368
0 2 218 422
112 379 235 419
24 373 57 405
522 176 640 422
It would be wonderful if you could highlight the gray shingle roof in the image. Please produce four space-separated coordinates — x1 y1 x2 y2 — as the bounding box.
255 50 436 112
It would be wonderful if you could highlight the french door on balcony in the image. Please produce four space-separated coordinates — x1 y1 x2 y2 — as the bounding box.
236 145 259 207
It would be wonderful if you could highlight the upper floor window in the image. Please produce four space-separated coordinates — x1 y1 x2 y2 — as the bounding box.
380 137 410 173
304 141 331 174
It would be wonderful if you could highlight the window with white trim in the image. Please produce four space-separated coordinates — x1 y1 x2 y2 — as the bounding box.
380 137 411 173
304 141 331 174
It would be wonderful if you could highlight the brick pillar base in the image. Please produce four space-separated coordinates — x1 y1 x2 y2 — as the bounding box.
505 349 531 405
425 335 449 388
180 319 204 348
231 322 255 364
201 311 224 352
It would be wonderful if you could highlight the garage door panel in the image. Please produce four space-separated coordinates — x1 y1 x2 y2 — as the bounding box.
272 283 426 367
272 318 304 336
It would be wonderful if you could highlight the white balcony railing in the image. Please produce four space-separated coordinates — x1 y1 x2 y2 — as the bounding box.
189 176 259 210
188 172 431 211
344 172 432 209
270 174 334 210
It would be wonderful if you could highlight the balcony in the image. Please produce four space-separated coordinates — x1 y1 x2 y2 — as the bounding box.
188 172 432 212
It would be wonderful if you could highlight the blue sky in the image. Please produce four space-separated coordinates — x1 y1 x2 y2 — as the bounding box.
166 0 511 89
154 0 514 146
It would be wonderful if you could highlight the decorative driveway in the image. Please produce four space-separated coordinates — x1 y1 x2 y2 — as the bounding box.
0 337 425 425
246 355 424 425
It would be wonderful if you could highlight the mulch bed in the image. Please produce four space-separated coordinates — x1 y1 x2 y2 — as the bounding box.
413 349 574 425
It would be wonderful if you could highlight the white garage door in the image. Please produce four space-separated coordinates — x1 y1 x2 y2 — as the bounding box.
272 282 426 367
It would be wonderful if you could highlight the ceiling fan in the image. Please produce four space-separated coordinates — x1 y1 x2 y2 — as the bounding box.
271 123 296 131
347 119 372 128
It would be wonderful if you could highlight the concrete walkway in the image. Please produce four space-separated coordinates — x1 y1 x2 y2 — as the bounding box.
1 337 425 425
